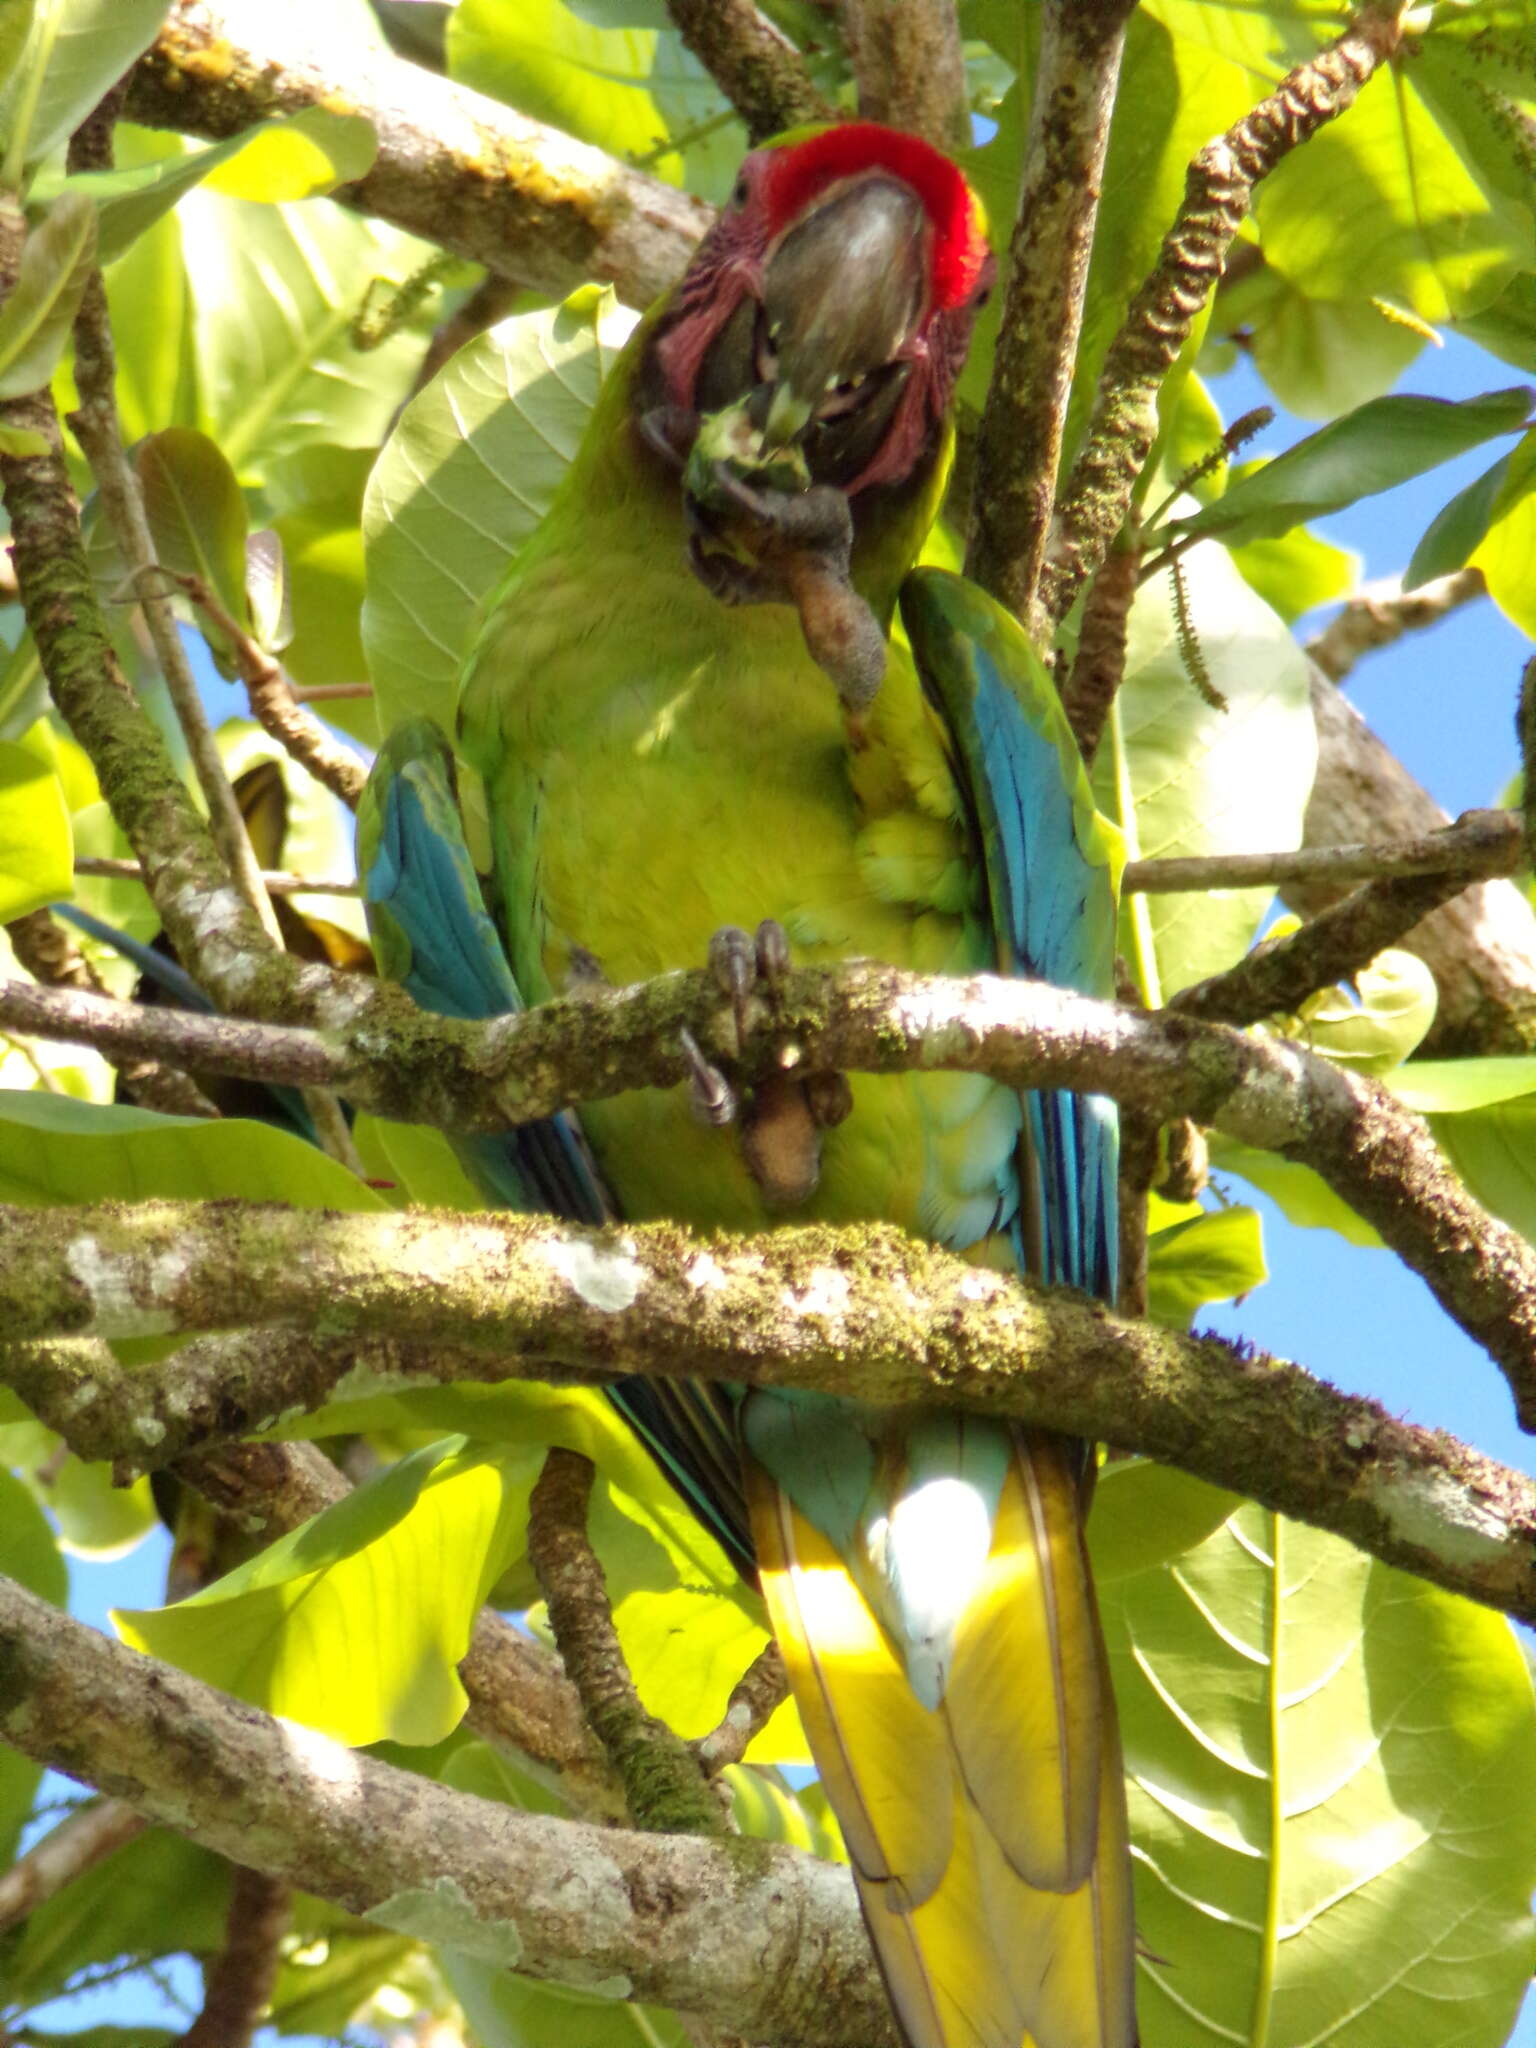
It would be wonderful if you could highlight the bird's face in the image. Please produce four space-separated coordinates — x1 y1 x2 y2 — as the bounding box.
640 123 995 495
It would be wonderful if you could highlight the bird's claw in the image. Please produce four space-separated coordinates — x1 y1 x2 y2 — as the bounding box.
680 1026 736 1128
700 919 851 1208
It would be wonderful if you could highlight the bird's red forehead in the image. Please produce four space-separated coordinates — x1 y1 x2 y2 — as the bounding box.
759 122 990 312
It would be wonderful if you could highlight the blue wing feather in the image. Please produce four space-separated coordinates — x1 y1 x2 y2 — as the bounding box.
899 569 1119 1306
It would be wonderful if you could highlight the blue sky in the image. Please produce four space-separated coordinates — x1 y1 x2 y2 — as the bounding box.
12 339 1536 2043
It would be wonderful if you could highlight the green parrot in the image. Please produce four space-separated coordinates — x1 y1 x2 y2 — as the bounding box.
360 121 1135 2048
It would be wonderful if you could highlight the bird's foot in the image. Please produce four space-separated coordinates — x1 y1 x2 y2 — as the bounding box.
681 416 886 719
699 920 852 1210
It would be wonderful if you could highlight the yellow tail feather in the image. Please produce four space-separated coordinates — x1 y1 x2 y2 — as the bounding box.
747 1430 1136 2048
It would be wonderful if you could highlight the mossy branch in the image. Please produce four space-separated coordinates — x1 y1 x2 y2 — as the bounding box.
2 1200 1533 1623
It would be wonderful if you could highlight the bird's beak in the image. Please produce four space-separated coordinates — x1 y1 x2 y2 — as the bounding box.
759 174 928 450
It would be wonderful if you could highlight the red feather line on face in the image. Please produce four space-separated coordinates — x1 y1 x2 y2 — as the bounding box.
761 122 991 312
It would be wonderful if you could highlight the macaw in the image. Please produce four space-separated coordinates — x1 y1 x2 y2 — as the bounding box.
360 122 1135 2048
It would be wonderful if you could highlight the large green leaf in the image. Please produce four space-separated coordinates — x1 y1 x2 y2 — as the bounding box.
1469 429 1536 638
0 187 94 398
1254 60 1535 327
1092 540 1316 1001
0 1465 66 1864
0 1091 385 1210
447 0 745 202
1106 1488 1536 2048
175 186 440 475
0 0 168 184
361 286 637 737
1171 387 1534 547
268 1378 807 1762
116 1438 530 1747
48 106 378 263
1209 1136 1383 1250
0 735 71 920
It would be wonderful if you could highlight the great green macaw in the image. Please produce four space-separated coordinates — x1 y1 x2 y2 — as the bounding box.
360 121 1135 2048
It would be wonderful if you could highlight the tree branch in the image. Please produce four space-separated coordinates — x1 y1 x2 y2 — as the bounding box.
663 0 832 144
125 0 709 308
837 0 970 153
178 1864 290 2048
0 1796 146 1931
1042 5 1405 625
527 1448 724 1835
1304 567 1487 684
6 906 217 1117
1 959 1533 1424
3 1200 1534 1619
964 0 1134 637
1299 666 1536 1057
693 1642 789 1777
173 573 368 811
0 1573 896 2048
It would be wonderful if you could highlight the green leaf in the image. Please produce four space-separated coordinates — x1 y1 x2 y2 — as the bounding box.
0 0 168 185
266 443 374 720
362 286 637 737
1405 446 1515 589
1 1825 231 2006
1424 1095 1536 1247
1086 1458 1241 1588
0 1090 386 1210
177 185 440 475
1171 387 1534 547
1093 541 1315 1001
1254 60 1535 325
1282 943 1440 1077
0 419 46 455
1106 1502 1536 2047
117 1438 530 1747
1208 1136 1383 1250
0 1465 66 1863
447 0 745 202
1145 1204 1266 1328
1470 429 1536 638
0 1414 157 1557
48 107 379 264
1228 520 1358 625
0 734 71 918
1391 1056 1536 1115
0 186 94 397
1244 280 1428 424
134 426 252 661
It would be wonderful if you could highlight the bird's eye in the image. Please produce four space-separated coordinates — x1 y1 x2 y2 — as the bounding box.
732 177 749 207
973 284 992 310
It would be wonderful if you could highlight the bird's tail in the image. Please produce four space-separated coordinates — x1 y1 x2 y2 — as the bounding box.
745 1421 1136 2048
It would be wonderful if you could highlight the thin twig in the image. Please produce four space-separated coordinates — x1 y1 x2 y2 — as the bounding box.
172 572 368 811
528 1447 727 1836
67 277 283 948
663 0 832 143
837 0 969 152
0 1797 146 1931
74 855 358 897
1043 5 1406 625
176 1865 290 2048
964 0 1135 634
1122 809 1524 894
6 905 219 1116
693 1642 790 1776
1173 867 1490 1030
1305 567 1486 684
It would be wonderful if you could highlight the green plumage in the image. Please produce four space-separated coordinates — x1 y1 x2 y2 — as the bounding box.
367 160 1135 2042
